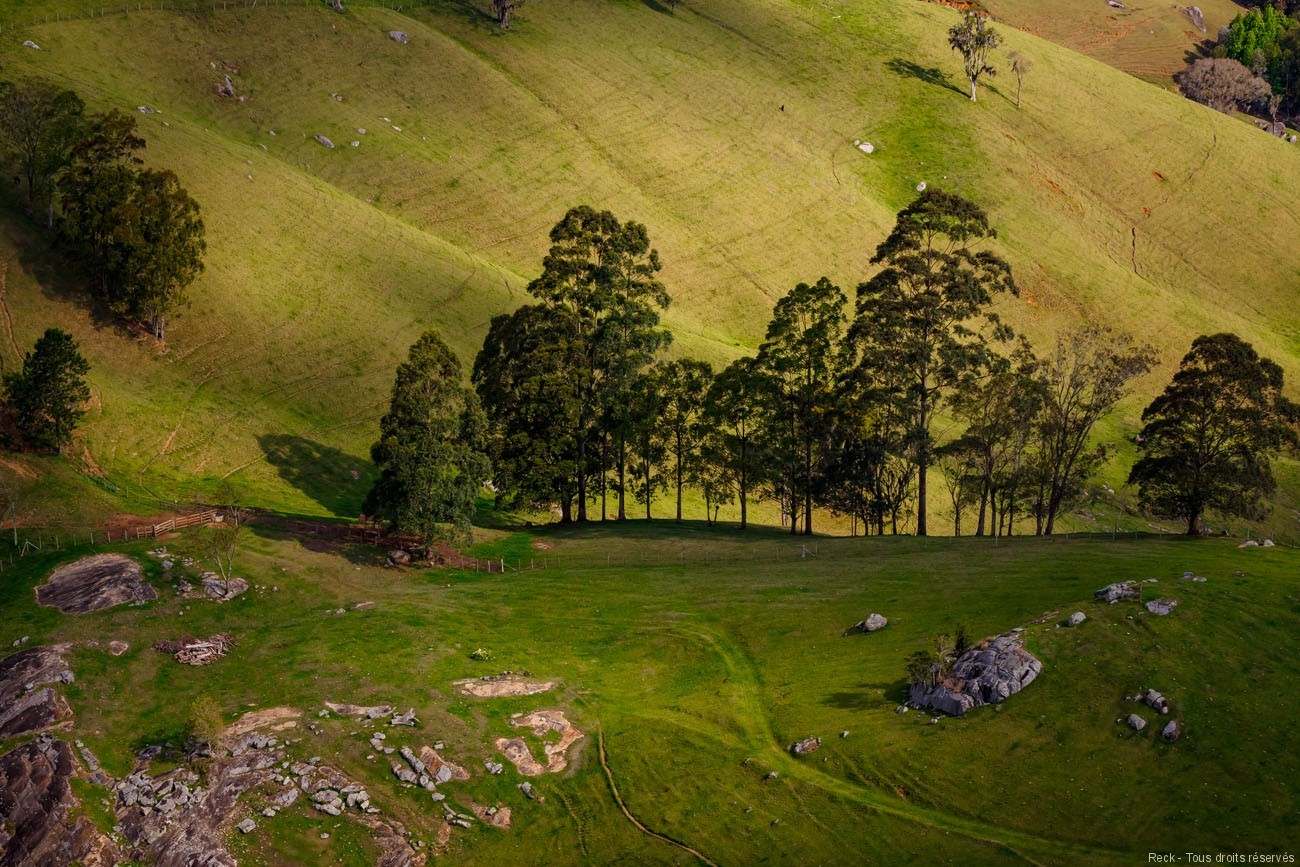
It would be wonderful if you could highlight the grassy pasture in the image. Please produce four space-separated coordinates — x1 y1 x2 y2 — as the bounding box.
0 0 1297 525
3 524 1297 863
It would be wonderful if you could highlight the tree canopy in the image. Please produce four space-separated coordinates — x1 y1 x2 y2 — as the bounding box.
0 78 84 215
3 327 91 452
366 330 491 543
1129 333 1297 535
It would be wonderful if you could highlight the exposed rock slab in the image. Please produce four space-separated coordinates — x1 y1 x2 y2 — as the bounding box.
1145 598 1179 616
850 613 888 633
495 710 584 776
0 646 75 738
453 676 555 698
0 735 119 866
37 554 156 613
908 632 1042 717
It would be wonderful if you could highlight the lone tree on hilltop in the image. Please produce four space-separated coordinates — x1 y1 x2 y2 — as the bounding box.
3 327 90 453
1128 333 1298 535
366 330 491 544
492 0 524 28
849 190 1017 537
1009 51 1031 108
948 12 1001 102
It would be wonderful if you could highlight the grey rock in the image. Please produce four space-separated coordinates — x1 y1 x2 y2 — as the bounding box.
434 765 453 784
311 789 338 804
1144 689 1171 715
315 802 342 816
1145 598 1179 616
790 737 821 755
271 787 299 807
314 135 335 149
217 75 236 97
1263 539 1275 547
391 709 418 727
484 761 504 775
1162 720 1180 742
201 576 248 601
908 631 1042 716
391 763 416 784
262 807 277 817
1127 713 1147 732
388 30 409 44
400 746 425 775
764 771 778 780
518 782 536 800
853 613 888 633
1094 581 1138 604
388 550 412 566
1067 611 1086 627
237 818 256 834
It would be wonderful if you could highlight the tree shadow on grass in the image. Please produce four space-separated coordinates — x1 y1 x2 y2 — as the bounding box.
256 434 371 518
823 679 909 709
642 0 674 14
885 58 965 97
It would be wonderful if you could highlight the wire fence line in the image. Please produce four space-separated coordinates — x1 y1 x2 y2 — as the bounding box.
1 0 436 32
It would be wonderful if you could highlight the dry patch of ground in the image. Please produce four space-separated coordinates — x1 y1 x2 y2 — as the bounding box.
36 554 156 614
223 706 301 738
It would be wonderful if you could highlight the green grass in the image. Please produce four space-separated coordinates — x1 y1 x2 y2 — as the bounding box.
0 0 1297 526
5 525 1298 863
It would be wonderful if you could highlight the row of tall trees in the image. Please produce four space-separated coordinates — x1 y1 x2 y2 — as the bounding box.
463 196 1163 538
0 78 205 340
367 198 1296 543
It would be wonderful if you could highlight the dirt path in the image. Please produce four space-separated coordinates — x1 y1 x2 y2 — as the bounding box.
597 729 719 867
0 262 20 364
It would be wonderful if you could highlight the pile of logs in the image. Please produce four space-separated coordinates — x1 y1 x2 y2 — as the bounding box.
154 633 235 666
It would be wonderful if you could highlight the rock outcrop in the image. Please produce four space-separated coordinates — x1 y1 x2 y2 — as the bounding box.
1145 598 1179 616
37 554 156 613
0 735 119 866
852 613 888 633
0 646 75 738
908 631 1042 716
1093 581 1138 604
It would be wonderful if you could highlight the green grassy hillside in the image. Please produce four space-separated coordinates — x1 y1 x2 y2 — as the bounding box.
4 526 1297 863
0 0 1297 525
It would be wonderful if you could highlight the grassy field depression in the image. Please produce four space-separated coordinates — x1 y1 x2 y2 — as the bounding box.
2 525 1297 864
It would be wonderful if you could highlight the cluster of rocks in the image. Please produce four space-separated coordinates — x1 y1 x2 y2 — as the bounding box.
1180 571 1208 583
0 734 119 864
1123 688 1181 741
1238 539 1275 548
484 760 504 775
849 613 888 633
115 769 203 817
10 634 30 647
444 805 476 828
908 631 1042 716
790 737 820 756
310 782 374 816
1093 581 1138 604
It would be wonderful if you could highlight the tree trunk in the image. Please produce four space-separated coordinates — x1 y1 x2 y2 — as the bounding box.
617 438 627 521
739 441 748 530
803 436 813 536
976 481 989 536
599 434 607 521
560 497 572 523
916 459 928 536
675 430 683 521
1187 508 1200 536
576 436 588 522
969 78 977 102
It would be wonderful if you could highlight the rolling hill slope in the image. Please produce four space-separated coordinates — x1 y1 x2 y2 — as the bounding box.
0 0 1297 523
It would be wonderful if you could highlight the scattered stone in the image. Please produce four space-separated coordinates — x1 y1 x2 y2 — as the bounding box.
764 771 778 780
858 142 875 154
315 135 335 149
389 30 409 44
909 631 1042 716
1067 611 1086 627
351 141 360 148
217 75 236 97
916 181 927 192
1107 0 1125 7
1192 576 1207 583
839 730 849 738
1263 539 1275 547
485 760 504 775
391 708 418 727
388 549 412 566
1182 5 1206 32
1162 720 1180 742
518 782 537 800
852 613 888 633
392 763 417 784
1238 540 1259 548
237 818 256 834
108 640 129 656
1127 713 1147 732
1094 581 1138 604
23 40 40 50
37 554 156 613
1145 598 1179 616
895 705 908 714
790 737 821 755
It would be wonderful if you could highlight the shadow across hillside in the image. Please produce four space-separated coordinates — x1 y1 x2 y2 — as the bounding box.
885 57 964 96
257 434 370 518
824 679 909 709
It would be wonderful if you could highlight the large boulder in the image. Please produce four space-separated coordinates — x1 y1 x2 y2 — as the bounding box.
1145 598 1179 616
0 647 75 738
852 613 888 633
1093 581 1138 604
908 632 1042 716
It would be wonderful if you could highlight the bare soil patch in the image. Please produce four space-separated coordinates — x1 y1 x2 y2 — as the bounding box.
223 706 301 738
453 676 555 698
37 554 156 614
